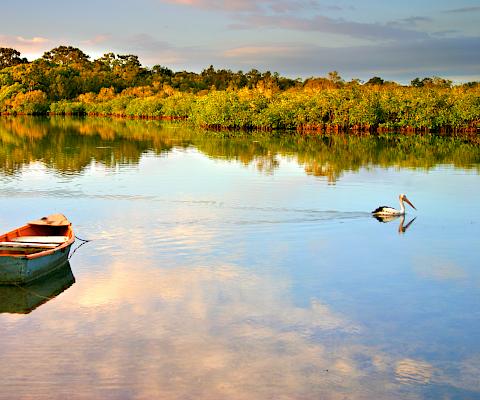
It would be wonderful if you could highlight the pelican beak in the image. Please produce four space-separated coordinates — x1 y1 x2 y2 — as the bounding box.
404 197 416 210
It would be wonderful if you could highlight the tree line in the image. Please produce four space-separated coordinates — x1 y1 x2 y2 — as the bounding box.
0 46 479 133
0 46 300 100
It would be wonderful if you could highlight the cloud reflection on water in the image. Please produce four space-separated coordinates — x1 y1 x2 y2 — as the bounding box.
1 250 479 398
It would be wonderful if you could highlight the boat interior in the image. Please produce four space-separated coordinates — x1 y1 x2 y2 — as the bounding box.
0 223 72 256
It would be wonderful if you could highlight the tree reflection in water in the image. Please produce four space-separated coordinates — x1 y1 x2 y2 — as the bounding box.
1 116 479 181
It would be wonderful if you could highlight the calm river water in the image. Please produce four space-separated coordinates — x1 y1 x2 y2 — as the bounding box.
0 116 479 400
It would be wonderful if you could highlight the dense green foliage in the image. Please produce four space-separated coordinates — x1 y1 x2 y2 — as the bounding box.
0 46 479 133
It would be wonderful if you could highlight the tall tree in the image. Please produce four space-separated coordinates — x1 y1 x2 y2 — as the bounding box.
116 54 141 68
42 46 90 66
327 71 344 85
151 65 173 77
366 76 384 85
0 48 28 69
96 53 117 70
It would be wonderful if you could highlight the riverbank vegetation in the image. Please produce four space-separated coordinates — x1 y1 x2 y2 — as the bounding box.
0 46 479 134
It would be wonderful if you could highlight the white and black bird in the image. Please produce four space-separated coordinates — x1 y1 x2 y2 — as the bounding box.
372 194 416 216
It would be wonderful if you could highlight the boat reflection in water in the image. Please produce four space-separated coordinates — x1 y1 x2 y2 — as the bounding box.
373 214 417 234
0 261 75 314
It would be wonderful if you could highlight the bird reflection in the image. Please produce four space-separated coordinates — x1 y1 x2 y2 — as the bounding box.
373 214 417 234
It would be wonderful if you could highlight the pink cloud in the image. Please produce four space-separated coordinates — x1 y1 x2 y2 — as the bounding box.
222 45 302 66
162 0 256 11
224 45 296 58
0 35 51 55
81 34 111 46
161 0 318 13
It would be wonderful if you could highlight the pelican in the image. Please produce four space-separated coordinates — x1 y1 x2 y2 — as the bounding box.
372 194 416 216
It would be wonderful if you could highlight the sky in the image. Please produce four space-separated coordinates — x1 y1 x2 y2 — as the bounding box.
1 0 479 83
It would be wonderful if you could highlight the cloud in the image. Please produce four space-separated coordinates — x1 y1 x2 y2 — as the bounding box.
432 29 461 37
81 34 111 46
0 35 51 55
159 0 431 43
395 358 434 385
160 0 428 43
161 0 354 14
125 38 184 65
230 14 429 41
413 257 468 282
1 254 479 397
122 33 170 51
161 0 320 13
162 0 256 11
443 6 480 13
224 45 296 63
390 16 432 28
0 242 370 399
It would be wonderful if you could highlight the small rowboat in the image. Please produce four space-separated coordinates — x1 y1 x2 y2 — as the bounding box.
0 214 75 284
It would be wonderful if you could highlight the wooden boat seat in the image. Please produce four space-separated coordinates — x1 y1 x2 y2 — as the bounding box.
0 236 68 251
11 236 69 244
0 242 59 251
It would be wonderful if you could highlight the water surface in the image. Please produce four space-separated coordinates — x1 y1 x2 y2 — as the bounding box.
0 117 479 399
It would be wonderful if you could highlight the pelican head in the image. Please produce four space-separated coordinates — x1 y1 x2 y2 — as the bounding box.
399 194 416 210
